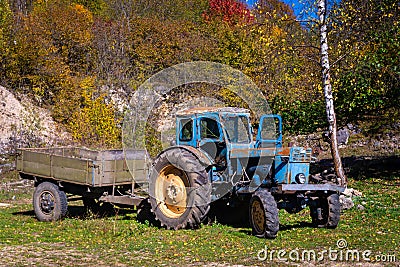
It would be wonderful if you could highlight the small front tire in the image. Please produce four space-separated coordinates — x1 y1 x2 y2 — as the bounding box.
310 193 340 228
33 182 68 222
249 190 279 238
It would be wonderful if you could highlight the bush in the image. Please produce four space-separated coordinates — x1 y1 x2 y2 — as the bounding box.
69 77 121 148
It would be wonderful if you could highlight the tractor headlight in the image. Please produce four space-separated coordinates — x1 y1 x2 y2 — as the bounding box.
295 173 306 184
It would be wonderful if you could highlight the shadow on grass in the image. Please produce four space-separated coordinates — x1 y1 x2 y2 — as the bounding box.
207 202 315 236
312 155 400 181
12 210 35 217
13 204 319 239
12 205 137 220
279 221 314 231
236 222 315 236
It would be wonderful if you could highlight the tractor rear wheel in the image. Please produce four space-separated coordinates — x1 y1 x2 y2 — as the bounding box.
249 190 279 238
310 193 340 228
149 148 211 230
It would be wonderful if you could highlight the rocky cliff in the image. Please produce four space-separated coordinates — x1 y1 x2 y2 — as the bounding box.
0 86 70 157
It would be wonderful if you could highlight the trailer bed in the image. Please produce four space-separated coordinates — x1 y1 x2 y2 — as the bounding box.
16 147 149 187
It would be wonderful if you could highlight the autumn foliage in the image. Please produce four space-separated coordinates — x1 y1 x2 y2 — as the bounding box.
202 0 254 25
0 0 398 146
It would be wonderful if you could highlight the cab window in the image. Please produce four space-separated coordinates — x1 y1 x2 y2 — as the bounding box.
200 118 220 139
223 115 251 143
179 119 193 141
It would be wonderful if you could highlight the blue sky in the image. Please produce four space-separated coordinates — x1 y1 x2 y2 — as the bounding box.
244 0 306 18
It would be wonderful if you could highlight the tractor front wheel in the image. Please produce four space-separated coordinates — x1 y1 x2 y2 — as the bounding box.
310 193 340 228
249 190 279 238
149 148 211 230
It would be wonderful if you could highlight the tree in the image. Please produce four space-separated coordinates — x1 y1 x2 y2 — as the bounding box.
330 0 400 123
202 0 254 26
318 0 346 186
7 0 94 123
0 0 13 84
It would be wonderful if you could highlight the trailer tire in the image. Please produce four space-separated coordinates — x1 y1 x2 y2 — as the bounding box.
249 190 279 238
149 148 211 230
310 193 340 228
33 182 68 221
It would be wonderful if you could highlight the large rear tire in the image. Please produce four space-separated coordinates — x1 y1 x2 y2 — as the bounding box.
33 182 68 221
249 190 279 238
149 148 211 230
310 193 340 228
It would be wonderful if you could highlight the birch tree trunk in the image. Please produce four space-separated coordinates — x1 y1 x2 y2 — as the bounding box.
318 0 347 186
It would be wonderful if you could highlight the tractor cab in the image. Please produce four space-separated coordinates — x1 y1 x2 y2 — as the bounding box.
176 107 253 163
175 107 321 193
175 108 280 194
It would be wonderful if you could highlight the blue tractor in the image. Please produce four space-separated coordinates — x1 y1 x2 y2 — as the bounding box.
148 107 344 238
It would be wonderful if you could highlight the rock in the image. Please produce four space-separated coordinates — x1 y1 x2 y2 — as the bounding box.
0 86 71 155
357 204 365 210
337 128 350 145
339 195 354 210
352 189 362 197
342 188 353 197
0 87 25 144
373 141 381 148
342 187 362 198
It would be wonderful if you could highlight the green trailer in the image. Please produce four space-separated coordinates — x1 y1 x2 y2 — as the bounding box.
16 147 150 221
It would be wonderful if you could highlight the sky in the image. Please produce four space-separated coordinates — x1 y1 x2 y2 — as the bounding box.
244 0 307 18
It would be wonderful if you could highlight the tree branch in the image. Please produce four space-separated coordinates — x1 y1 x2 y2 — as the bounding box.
330 51 351 67
300 55 321 66
293 45 320 51
295 19 319 24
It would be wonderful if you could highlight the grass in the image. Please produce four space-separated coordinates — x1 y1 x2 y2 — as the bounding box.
0 171 399 266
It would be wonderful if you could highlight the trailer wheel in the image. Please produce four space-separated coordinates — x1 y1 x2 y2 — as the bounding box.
249 190 279 238
33 182 68 221
149 148 211 230
310 193 340 228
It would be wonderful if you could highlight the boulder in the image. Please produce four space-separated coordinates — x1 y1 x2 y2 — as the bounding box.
339 195 354 210
337 127 350 145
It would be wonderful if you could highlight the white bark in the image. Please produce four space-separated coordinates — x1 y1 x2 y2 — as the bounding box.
318 0 347 186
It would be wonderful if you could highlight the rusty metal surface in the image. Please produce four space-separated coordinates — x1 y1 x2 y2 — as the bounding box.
176 107 249 116
276 147 291 156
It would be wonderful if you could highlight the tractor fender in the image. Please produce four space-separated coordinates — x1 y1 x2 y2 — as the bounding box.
157 145 214 168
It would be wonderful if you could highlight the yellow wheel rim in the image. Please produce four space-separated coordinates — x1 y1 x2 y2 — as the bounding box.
251 198 265 233
155 165 189 218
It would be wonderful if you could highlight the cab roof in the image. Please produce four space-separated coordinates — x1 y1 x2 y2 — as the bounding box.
176 107 250 116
